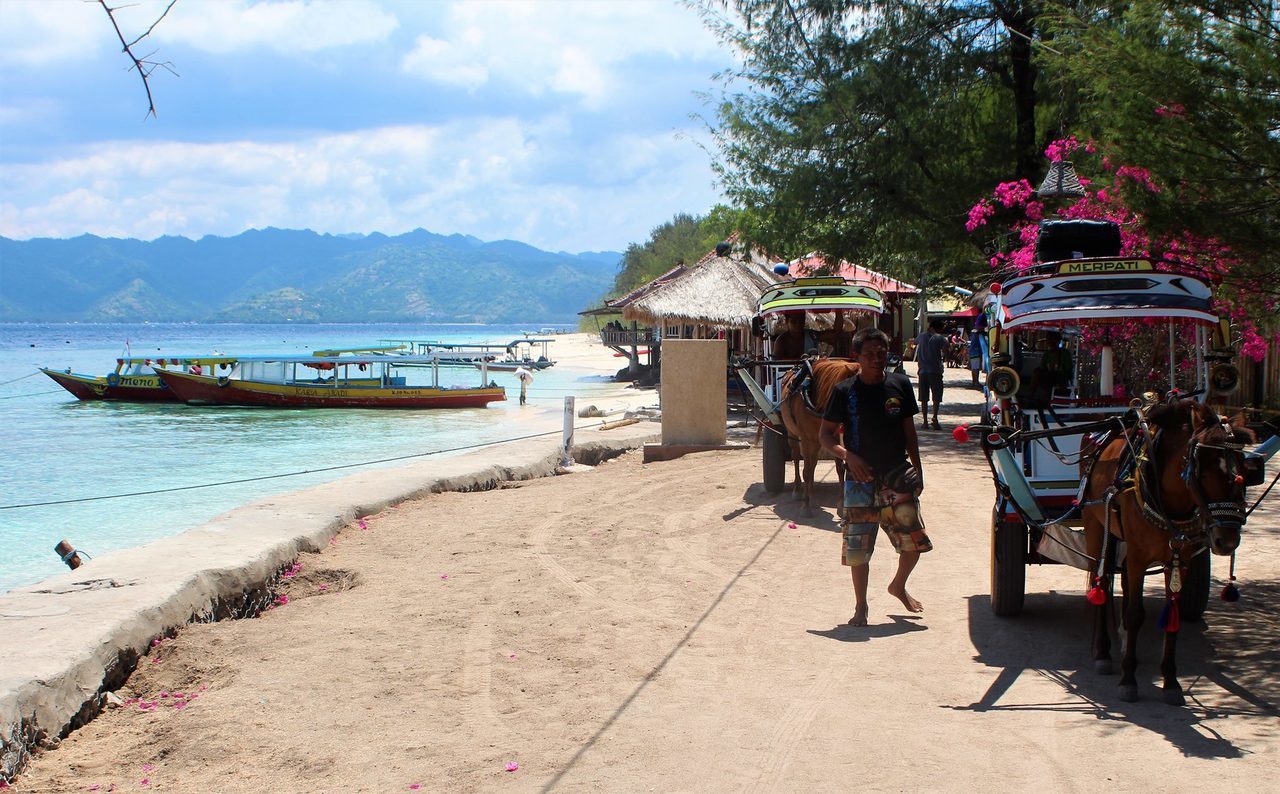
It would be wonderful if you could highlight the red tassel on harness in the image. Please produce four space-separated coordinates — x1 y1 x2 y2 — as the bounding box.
1086 577 1107 605
1157 595 1180 633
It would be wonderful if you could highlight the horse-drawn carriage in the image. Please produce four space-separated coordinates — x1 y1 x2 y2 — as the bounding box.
732 276 888 512
976 218 1276 703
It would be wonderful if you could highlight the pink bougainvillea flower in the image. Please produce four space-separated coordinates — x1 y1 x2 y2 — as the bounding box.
139 779 150 786
509 653 518 660
275 595 289 606
142 764 154 772
787 522 797 529
329 537 337 545
440 574 449 580
505 762 520 772
358 519 368 529
409 785 422 790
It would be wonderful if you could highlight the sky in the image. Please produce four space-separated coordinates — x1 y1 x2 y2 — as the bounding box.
0 0 741 253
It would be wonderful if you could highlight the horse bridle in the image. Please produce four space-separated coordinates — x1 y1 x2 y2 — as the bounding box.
1180 431 1249 535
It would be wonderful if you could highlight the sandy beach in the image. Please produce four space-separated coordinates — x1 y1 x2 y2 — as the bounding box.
6 349 1280 792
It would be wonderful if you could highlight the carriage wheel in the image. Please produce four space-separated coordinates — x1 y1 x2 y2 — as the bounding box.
991 501 1026 617
762 423 788 494
1179 552 1211 622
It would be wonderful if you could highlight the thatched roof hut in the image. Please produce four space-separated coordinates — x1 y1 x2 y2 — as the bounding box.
621 246 781 331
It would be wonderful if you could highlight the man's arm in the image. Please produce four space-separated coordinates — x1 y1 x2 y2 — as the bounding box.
903 417 923 493
820 418 873 482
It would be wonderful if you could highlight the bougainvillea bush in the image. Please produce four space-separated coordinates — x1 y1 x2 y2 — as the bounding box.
966 136 1273 397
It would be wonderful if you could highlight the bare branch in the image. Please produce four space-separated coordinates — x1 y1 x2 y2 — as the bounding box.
95 0 179 118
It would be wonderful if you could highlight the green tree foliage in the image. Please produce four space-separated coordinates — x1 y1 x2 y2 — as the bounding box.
610 209 745 295
1039 0 1280 294
696 0 1047 288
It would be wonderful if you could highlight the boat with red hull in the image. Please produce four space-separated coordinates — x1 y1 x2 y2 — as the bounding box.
40 355 242 402
153 354 505 409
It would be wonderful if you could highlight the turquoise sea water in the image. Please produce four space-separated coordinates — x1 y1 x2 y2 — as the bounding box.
0 323 629 594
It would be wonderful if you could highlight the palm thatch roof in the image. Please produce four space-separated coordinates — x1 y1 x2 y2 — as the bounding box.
622 246 782 330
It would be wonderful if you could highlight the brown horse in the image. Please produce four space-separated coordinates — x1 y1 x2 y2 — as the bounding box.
778 358 859 516
1081 398 1254 704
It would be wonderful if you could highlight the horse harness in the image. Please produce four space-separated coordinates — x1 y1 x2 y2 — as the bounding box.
1083 404 1247 556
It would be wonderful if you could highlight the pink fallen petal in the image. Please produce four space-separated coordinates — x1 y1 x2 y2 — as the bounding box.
150 658 160 664
142 764 154 772
358 519 368 529
88 785 101 792
505 762 520 772
140 779 149 786
329 537 337 545
509 654 517 660
318 584 329 591
440 574 449 580
409 786 421 791
788 522 797 529
199 684 209 691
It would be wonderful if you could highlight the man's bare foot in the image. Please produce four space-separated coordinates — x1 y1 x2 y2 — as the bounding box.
887 583 923 613
848 605 869 626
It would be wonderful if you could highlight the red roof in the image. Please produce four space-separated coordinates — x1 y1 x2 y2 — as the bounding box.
788 253 919 295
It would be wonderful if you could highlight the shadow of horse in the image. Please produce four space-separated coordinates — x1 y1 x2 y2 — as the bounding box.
950 586 1279 758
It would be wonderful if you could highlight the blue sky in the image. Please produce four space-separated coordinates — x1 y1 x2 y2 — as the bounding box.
0 0 739 253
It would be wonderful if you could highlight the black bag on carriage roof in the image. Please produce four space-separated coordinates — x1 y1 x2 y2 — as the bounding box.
1036 219 1122 263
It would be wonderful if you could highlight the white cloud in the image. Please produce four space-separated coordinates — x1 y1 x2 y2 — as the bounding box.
0 0 105 67
157 0 398 54
0 119 722 251
399 0 723 104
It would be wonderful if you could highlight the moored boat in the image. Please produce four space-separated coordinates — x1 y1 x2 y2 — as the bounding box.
40 355 241 402
384 338 556 371
41 345 406 403
152 354 506 409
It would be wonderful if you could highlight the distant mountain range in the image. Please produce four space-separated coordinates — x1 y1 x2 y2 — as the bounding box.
0 228 621 323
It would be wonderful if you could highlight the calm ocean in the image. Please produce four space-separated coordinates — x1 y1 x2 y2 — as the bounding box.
0 323 628 594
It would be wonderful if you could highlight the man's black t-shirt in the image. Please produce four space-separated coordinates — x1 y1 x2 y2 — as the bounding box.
822 372 919 477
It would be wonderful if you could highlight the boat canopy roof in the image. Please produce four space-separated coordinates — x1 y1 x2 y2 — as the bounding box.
992 258 1219 332
756 277 885 317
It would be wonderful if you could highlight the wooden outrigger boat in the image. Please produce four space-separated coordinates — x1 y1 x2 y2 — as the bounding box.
41 355 241 402
383 338 556 371
40 345 405 403
152 354 506 409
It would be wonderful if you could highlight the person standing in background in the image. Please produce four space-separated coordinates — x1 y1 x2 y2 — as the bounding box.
514 366 534 406
913 319 948 429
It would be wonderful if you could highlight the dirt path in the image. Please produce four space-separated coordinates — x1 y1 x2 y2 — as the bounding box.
15 367 1280 792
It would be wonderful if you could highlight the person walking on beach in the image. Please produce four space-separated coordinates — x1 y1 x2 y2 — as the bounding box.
819 328 931 626
914 319 948 429
514 365 533 406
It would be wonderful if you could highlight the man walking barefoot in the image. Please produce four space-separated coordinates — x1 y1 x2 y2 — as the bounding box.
819 328 932 626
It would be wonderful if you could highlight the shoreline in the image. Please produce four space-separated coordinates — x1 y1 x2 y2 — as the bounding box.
0 334 661 780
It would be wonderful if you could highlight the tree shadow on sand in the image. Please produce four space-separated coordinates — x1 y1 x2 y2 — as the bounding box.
951 580 1280 759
